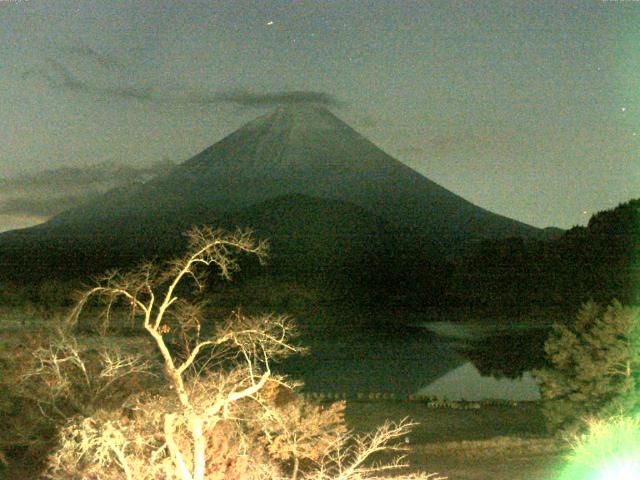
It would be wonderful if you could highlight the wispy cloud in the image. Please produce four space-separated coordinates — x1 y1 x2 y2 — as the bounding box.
189 89 342 108
0 161 174 219
23 58 154 102
23 47 342 108
62 44 125 69
23 58 85 91
0 214 49 233
0 196 89 217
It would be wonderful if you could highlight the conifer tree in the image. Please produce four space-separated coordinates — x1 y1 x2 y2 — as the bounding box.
534 300 640 433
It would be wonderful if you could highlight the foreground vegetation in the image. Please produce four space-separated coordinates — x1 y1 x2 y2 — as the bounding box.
2 294 639 478
1 228 444 479
0 197 638 478
534 301 640 434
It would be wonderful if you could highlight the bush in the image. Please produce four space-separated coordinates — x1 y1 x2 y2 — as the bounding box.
534 300 640 433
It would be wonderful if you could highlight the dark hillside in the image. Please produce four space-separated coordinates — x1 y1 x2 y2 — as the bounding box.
450 199 640 309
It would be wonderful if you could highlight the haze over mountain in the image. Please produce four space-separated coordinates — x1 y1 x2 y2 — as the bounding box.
0 160 175 233
0 105 547 279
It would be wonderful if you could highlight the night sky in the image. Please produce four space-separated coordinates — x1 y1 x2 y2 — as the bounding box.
1 0 638 232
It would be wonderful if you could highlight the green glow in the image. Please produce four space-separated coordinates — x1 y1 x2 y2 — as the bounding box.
558 416 640 480
594 459 640 480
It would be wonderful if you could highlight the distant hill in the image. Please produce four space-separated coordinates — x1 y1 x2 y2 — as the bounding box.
555 198 640 305
450 199 640 309
0 104 545 282
226 194 395 277
0 193 422 292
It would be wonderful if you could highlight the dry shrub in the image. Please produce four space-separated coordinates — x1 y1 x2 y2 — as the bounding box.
255 380 347 476
44 373 348 480
0 321 97 469
0 326 55 466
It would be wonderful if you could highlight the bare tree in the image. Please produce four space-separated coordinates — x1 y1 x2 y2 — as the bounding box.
41 226 444 480
22 333 153 420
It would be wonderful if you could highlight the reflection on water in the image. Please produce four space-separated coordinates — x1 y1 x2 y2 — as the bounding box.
417 362 540 401
419 322 548 400
279 328 465 396
278 322 549 401
459 329 549 380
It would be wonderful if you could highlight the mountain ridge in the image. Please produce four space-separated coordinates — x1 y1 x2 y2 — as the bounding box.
0 104 546 279
48 104 541 242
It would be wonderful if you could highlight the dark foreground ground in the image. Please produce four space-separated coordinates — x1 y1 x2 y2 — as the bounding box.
1 305 566 479
345 400 567 480
0 399 566 480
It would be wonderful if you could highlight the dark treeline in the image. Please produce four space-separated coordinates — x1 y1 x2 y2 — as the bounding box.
1 199 637 321
447 198 639 311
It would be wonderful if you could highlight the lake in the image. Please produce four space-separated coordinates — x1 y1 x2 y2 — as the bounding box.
278 321 550 401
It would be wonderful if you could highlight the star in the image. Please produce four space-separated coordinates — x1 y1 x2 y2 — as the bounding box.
621 107 626 112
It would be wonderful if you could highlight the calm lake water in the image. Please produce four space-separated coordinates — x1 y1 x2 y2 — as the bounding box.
278 321 549 401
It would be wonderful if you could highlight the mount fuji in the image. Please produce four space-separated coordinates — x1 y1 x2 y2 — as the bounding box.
0 105 543 279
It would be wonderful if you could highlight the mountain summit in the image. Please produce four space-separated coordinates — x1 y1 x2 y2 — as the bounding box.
1 105 542 277
53 104 539 240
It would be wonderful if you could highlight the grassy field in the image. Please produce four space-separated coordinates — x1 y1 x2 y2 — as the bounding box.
343 400 567 480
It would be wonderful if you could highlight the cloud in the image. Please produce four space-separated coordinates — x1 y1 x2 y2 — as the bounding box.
0 196 89 217
0 161 174 220
23 58 153 102
22 59 85 91
62 44 125 69
23 47 342 108
0 161 170 190
24 57 340 109
0 214 49 234
190 89 342 108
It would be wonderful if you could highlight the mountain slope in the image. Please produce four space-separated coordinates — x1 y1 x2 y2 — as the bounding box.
0 105 544 280
0 194 396 281
48 105 540 244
